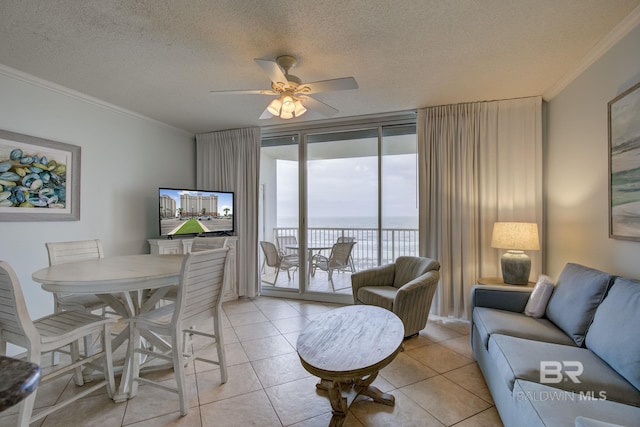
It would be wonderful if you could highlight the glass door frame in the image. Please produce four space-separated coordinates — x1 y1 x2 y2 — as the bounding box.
260 113 416 304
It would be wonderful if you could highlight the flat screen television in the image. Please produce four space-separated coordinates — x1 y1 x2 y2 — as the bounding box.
158 187 234 238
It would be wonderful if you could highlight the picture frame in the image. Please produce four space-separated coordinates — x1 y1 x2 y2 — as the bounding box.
609 81 640 240
0 129 80 221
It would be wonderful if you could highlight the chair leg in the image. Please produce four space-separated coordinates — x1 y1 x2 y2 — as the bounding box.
214 313 228 384
328 270 335 292
71 341 84 386
172 333 188 416
102 324 116 398
128 324 141 398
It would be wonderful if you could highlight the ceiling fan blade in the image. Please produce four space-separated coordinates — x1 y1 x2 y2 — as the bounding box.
297 77 358 95
254 58 288 85
301 95 339 117
259 107 274 120
209 89 278 95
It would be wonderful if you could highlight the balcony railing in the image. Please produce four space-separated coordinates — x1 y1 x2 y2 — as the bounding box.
273 227 419 271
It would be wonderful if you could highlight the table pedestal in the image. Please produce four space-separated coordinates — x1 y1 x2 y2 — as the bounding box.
316 372 395 427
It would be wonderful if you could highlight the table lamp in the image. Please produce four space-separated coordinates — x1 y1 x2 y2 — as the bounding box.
491 222 540 285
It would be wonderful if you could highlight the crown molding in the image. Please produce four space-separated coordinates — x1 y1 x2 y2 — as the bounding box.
0 63 194 138
543 4 640 100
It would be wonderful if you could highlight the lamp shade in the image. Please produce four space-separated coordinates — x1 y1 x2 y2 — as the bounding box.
491 222 540 251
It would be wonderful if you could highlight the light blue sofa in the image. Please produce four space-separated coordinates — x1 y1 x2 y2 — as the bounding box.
470 263 640 427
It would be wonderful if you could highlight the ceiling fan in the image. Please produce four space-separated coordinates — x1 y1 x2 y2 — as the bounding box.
210 55 358 120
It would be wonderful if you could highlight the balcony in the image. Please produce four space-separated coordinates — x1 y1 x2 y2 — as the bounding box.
260 226 419 294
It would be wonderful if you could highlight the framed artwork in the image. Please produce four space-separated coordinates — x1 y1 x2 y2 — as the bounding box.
609 81 640 240
0 129 80 221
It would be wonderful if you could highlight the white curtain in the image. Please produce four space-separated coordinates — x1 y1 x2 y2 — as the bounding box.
418 97 542 319
196 127 261 298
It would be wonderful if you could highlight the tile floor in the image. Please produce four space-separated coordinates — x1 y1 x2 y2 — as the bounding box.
0 297 503 427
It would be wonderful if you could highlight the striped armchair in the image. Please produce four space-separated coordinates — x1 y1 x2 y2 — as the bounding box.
351 256 440 338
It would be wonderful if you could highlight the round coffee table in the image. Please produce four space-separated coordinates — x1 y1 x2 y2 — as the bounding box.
297 305 404 427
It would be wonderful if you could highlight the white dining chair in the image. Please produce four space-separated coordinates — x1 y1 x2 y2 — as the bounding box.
45 239 110 364
127 247 230 416
0 260 116 427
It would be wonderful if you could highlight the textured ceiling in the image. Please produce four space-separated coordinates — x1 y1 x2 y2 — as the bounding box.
0 0 638 134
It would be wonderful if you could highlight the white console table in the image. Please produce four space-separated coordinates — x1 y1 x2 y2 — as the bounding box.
148 237 239 302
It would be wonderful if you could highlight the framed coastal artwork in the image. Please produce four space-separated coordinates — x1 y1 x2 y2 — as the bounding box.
0 129 81 221
609 81 640 240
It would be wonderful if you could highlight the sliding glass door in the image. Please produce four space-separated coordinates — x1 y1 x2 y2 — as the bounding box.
306 129 379 294
259 116 417 303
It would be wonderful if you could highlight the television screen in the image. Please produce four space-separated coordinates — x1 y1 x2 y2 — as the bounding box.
159 187 234 237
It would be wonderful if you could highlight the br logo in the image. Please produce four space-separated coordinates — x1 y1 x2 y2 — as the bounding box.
540 361 583 384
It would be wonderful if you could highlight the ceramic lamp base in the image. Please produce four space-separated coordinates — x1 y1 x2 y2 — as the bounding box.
501 250 531 285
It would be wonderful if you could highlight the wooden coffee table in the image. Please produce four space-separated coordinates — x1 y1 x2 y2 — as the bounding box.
297 305 404 427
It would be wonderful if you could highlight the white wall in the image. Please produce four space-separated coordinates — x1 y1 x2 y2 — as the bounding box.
0 69 194 352
546 24 640 278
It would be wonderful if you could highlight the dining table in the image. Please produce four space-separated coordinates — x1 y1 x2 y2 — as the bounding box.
32 254 184 403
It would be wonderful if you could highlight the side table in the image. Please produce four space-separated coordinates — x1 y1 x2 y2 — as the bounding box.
477 277 535 287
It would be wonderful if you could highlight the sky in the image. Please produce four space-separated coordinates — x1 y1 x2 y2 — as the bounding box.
276 153 418 227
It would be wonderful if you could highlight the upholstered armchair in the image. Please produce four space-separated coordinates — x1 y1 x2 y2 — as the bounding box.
351 256 440 338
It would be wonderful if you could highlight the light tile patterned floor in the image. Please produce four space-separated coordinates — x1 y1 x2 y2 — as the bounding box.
0 297 503 427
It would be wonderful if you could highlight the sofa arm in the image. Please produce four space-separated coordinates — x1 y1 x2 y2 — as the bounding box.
351 263 396 302
470 284 533 313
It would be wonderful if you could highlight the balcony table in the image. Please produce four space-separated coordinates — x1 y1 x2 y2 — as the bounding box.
286 244 332 277
32 254 184 402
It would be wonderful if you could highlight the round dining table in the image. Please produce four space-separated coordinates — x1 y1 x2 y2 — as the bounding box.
32 254 184 402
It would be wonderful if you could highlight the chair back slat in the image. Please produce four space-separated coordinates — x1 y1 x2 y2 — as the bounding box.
0 261 39 350
45 239 104 266
174 247 229 327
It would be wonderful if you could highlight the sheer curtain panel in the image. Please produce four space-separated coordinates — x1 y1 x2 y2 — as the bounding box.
196 127 261 297
418 97 542 319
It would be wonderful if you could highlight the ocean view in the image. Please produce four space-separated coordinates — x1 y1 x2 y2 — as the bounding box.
277 215 418 229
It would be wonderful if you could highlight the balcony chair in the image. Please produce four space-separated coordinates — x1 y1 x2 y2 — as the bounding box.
351 256 440 338
45 239 110 363
311 241 356 291
0 261 115 427
259 241 299 285
336 236 356 272
127 248 230 416
276 235 299 256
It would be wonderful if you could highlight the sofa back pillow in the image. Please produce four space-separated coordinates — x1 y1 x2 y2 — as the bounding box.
545 263 613 347
586 277 640 391
524 275 554 318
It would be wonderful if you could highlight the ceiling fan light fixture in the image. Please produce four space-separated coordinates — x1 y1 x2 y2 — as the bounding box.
281 95 295 114
267 98 282 116
294 99 307 116
280 110 294 119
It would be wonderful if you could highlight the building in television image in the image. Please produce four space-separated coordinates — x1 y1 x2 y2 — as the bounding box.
159 188 234 237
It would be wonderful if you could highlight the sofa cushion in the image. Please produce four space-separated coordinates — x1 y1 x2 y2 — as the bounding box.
356 286 396 311
586 277 640 392
393 256 439 288
489 334 640 407
545 263 613 347
524 275 555 318
513 380 640 427
473 307 575 350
